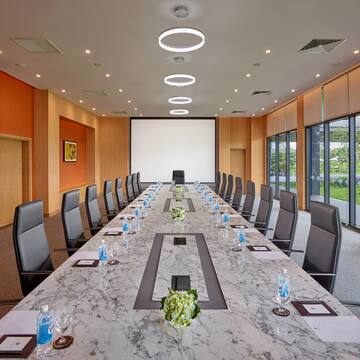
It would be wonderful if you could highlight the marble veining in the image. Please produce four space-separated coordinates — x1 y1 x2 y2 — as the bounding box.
5 186 360 359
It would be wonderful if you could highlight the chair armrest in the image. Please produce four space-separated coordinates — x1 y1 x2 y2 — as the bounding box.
282 249 304 254
51 248 79 253
21 270 52 276
271 239 292 243
306 272 336 277
0 299 22 305
255 226 274 231
340 301 360 307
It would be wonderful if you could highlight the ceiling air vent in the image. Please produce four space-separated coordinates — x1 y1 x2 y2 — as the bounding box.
83 90 108 96
251 91 272 96
231 110 246 114
113 111 128 115
299 39 346 54
11 38 62 53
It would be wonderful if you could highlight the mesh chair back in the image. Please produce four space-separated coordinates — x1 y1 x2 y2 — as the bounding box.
219 173 227 199
241 180 255 221
254 185 273 234
215 171 221 194
224 174 234 203
85 184 101 226
126 175 134 202
232 177 243 211
103 180 116 214
115 177 126 209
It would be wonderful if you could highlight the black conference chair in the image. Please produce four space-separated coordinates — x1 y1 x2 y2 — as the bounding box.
61 190 88 253
115 177 127 210
214 171 221 194
126 175 134 203
172 170 185 184
13 200 54 296
240 180 255 221
231 177 243 211
132 173 139 198
269 191 298 251
136 172 142 194
85 184 107 235
224 174 234 203
250 184 273 235
103 180 120 220
219 173 227 199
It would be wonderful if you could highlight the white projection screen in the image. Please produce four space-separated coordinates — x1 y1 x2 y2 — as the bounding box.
131 118 215 182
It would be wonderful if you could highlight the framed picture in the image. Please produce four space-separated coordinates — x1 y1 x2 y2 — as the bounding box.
63 140 77 162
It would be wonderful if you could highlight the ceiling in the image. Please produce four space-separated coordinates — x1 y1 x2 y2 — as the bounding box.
0 0 360 118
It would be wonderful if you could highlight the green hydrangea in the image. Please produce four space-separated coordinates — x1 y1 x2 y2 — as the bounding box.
161 289 200 328
171 207 186 222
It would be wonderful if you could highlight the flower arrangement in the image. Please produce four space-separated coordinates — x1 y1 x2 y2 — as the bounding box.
171 207 186 222
161 288 200 328
175 185 183 194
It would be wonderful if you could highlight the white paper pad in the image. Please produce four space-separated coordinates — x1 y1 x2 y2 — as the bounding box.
100 227 123 233
77 260 96 266
303 304 331 315
244 228 259 234
70 251 99 261
252 246 269 251
251 251 289 260
304 316 360 343
0 311 37 336
0 336 32 351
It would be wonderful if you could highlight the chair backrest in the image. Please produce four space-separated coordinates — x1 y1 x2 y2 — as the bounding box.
103 180 115 214
303 201 342 293
172 170 185 184
132 173 139 197
224 174 234 202
232 177 243 211
254 184 273 234
115 177 126 209
273 191 298 250
241 180 255 220
215 171 221 194
61 190 85 243
136 172 141 193
219 173 227 198
85 184 101 226
126 175 134 202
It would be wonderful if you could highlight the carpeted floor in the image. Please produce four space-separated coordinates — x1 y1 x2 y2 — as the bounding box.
0 196 359 318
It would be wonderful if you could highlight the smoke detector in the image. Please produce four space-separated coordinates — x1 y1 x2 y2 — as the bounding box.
173 5 190 18
173 56 185 64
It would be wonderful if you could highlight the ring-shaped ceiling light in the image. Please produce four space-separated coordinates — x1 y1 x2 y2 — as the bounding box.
168 96 192 104
159 27 205 53
169 109 189 115
164 74 196 87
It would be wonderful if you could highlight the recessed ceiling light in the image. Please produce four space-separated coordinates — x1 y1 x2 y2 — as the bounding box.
214 113 218 117
169 109 189 115
79 100 83 103
291 89 296 93
92 107 96 111
168 96 192 104
225 99 230 103
274 100 278 103
315 73 320 78
102 114 106 117
261 107 265 111
354 50 360 54
219 107 223 111
127 100 132 103
265 49 271 54
164 74 196 87
35 74 41 78
61 89 66 93
105 73 110 77
140 114 143 117
234 89 238 93
85 49 91 54
0 50 2 54
159 27 205 53
118 89 123 92
134 107 138 111
252 113 255 117
246 73 251 78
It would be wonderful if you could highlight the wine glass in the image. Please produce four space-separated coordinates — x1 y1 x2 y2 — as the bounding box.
53 309 73 346
108 241 120 265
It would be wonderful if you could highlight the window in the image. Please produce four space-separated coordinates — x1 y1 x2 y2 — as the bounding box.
267 130 297 198
356 115 360 226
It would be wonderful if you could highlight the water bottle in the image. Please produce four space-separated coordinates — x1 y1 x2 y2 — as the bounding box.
98 239 108 263
208 194 213 208
214 201 221 223
239 227 246 249
223 210 230 227
277 268 290 311
36 304 53 355
122 218 129 234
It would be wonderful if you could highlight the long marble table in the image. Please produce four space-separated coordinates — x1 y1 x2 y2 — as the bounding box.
2 185 360 359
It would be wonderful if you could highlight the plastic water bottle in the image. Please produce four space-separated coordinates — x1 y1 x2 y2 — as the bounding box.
277 268 290 310
36 304 53 355
98 239 108 263
239 227 246 248
223 211 230 227
122 218 129 234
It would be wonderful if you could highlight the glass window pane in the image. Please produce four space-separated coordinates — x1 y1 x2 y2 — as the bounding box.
329 118 349 222
278 134 287 191
356 115 360 226
269 136 276 193
289 131 297 193
310 124 325 203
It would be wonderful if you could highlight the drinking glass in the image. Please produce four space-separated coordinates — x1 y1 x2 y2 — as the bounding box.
53 309 73 345
108 241 120 265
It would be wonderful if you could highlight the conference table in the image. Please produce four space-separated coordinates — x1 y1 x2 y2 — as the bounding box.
1 185 360 359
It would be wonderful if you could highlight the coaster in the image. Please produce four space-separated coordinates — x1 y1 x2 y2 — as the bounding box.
231 246 243 252
104 231 122 236
231 224 248 229
217 224 225 229
0 334 36 358
72 259 99 267
108 259 120 265
53 335 74 350
291 301 337 316
273 307 290 317
128 230 136 235
247 245 271 252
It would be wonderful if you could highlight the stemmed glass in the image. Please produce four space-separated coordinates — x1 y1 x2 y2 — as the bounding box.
108 240 120 265
53 309 73 347
274 277 290 315
232 225 246 251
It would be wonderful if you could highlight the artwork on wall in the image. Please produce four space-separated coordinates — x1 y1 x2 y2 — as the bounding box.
63 140 77 162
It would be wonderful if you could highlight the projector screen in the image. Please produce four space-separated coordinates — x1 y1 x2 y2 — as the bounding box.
131 119 215 182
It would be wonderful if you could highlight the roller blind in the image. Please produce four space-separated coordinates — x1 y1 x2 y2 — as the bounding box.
323 75 348 121
304 87 322 126
349 67 360 114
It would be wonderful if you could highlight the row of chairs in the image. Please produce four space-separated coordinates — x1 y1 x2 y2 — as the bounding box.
6 173 142 299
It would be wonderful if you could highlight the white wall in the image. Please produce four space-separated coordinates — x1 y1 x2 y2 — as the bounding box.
131 119 215 182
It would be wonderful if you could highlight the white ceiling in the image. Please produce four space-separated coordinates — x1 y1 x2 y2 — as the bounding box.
0 0 360 118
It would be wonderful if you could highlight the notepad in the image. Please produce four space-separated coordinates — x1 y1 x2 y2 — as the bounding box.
247 245 271 252
104 230 122 236
71 251 98 261
73 259 99 267
251 251 289 260
292 301 337 316
0 311 37 336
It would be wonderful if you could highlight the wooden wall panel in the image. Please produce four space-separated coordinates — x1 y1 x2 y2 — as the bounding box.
99 118 129 192
285 101 297 131
304 87 322 126
349 67 360 114
266 113 275 137
218 118 231 174
323 75 349 121
230 118 250 149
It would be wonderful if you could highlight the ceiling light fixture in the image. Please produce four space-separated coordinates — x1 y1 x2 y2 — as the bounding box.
159 27 205 53
92 107 96 111
265 49 271 54
219 107 223 111
105 73 110 77
274 100 278 103
354 50 359 54
118 89 123 92
291 89 296 93
127 99 132 103
35 74 41 78
225 99 230 103
169 109 189 115
315 73 320 77
234 89 238 93
214 113 218 117
246 73 251 78
79 100 83 103
134 107 138 111
61 89 66 93
261 107 265 111
168 96 192 104
102 114 106 117
85 49 91 54
164 74 196 87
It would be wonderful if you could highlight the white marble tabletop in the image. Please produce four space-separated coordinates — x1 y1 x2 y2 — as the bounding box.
3 185 360 359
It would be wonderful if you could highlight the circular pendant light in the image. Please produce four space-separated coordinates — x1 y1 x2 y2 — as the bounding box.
169 109 189 115
164 74 195 87
159 27 205 53
168 96 192 104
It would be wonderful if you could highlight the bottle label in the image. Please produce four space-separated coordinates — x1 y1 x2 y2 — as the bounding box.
37 320 52 345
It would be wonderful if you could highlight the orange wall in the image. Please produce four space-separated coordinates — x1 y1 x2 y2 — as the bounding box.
59 117 88 191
